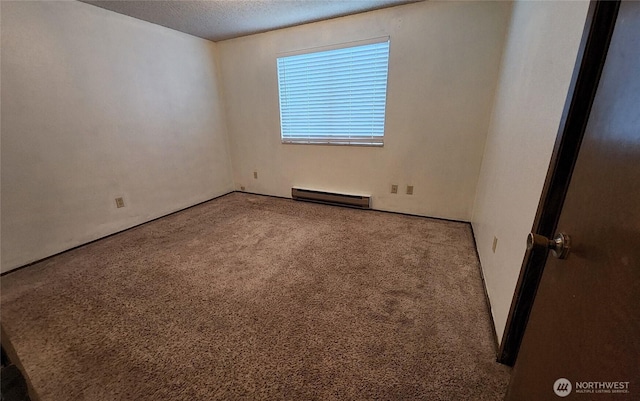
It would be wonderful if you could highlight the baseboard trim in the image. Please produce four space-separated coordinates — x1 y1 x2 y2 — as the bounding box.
234 190 470 225
1 191 235 277
2 190 472 276
469 224 501 358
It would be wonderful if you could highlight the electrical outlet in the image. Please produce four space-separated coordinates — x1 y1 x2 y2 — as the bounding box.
406 185 414 195
492 236 498 253
115 197 125 208
253 171 258 179
391 184 398 194
240 186 246 191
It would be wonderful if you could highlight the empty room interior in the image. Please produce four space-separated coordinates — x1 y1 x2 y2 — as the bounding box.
1 0 595 399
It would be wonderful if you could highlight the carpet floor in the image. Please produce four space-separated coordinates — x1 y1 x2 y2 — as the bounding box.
1 193 510 400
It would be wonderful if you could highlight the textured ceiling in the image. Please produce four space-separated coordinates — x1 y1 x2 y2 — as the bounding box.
81 0 421 42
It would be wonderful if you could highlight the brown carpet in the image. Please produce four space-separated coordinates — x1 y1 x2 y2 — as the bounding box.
1 193 510 400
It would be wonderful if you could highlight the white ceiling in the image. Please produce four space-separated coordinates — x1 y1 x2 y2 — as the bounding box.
81 0 421 42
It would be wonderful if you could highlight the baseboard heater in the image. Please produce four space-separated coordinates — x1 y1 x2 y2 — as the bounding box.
291 188 371 209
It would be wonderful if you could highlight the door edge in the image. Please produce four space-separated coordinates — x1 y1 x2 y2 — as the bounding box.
497 0 621 366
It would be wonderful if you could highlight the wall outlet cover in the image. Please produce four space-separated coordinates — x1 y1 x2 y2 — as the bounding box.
391 184 398 194
115 197 125 208
253 171 258 179
406 185 414 195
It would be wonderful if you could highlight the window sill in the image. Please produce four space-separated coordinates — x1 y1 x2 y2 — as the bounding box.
281 140 384 147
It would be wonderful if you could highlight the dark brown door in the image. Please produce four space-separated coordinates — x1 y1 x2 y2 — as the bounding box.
505 1 640 400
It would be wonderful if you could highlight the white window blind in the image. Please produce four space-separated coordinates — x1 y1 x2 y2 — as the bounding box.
277 40 390 146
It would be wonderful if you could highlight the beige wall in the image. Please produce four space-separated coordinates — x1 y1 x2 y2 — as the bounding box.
217 1 511 221
1 1 233 272
472 0 590 342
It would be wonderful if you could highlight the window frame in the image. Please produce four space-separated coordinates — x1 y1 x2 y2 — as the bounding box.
276 37 391 147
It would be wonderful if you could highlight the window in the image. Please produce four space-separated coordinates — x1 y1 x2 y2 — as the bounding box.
277 39 390 146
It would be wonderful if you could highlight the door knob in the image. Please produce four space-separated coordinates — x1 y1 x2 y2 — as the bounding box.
527 232 571 259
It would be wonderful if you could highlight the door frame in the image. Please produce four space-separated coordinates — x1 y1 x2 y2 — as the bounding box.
497 0 621 366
